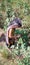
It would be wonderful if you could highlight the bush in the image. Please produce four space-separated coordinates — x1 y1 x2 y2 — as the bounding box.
22 57 30 65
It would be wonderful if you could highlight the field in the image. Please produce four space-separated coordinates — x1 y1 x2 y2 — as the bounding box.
0 0 30 65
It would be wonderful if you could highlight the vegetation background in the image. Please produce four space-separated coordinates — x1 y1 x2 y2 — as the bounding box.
0 0 30 65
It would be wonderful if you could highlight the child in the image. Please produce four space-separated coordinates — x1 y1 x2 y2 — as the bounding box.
6 18 22 48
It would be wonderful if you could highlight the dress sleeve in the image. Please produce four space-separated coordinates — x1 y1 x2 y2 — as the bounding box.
5 26 11 44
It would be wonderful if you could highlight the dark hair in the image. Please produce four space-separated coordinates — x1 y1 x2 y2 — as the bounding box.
13 18 22 27
8 18 22 27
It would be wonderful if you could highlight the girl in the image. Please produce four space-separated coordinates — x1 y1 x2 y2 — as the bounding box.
6 18 22 48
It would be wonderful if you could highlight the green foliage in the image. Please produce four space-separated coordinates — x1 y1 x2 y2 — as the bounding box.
23 2 30 15
15 56 30 65
0 0 30 29
1 0 5 11
0 13 4 28
18 61 24 65
15 29 21 34
1 3 5 11
22 57 30 65
0 0 30 65
15 29 30 50
7 0 11 2
7 7 13 17
2 48 12 59
15 54 30 65
18 38 23 44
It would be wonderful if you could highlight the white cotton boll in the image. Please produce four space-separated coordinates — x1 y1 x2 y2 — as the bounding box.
27 46 30 51
10 45 15 49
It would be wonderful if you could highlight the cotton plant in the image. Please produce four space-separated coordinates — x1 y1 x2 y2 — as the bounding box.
10 14 15 21
15 38 23 55
17 38 26 55
27 46 30 51
18 37 23 47
4 17 10 31
16 37 23 51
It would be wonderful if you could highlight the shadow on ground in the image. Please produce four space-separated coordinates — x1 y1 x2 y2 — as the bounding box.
0 34 6 42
